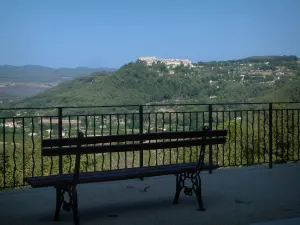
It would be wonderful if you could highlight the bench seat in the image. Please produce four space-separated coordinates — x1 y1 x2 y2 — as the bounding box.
25 163 219 188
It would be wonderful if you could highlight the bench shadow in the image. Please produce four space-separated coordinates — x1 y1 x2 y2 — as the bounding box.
25 193 223 224
34 196 203 223
78 194 223 223
80 196 196 222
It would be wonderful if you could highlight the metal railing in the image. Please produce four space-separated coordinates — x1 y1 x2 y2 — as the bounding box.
0 102 300 189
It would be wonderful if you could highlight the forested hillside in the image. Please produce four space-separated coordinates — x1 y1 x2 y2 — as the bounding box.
16 55 300 111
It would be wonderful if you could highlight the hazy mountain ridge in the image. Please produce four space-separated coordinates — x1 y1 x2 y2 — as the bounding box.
0 65 116 83
0 65 116 104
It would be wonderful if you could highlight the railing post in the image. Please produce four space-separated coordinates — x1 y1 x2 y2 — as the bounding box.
139 105 144 169
58 107 63 174
269 103 273 169
139 105 144 180
208 104 213 174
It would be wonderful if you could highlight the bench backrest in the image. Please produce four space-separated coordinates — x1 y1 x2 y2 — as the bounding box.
42 128 227 156
42 126 227 182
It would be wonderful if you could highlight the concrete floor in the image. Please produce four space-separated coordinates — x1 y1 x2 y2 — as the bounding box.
0 163 300 225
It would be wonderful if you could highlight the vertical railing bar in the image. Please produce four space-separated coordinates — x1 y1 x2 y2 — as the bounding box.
189 111 192 163
268 103 273 169
139 105 144 169
169 113 172 165
234 111 237 166
22 118 25 186
196 112 199 131
196 112 199 161
12 117 16 187
228 111 231 166
49 117 53 175
117 114 120 170
162 112 165 165
208 104 213 173
252 110 255 164
68 116 72 173
246 110 249 165
216 111 219 165
131 113 135 168
257 110 261 164
292 110 295 161
31 117 35 177
40 117 44 176
109 114 112 170
240 111 243 165
286 109 289 161
298 110 300 161
2 118 6 188
155 113 158 166
85 115 88 172
93 115 96 171
275 109 279 162
77 115 79 135
77 115 80 172
124 114 127 168
202 112 205 129
263 110 267 163
101 115 105 170
281 110 284 161
176 113 179 164
148 113 151 167
183 112 186 163
57 107 63 174
222 111 225 166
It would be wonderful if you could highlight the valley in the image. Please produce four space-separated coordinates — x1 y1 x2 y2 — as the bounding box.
0 65 115 105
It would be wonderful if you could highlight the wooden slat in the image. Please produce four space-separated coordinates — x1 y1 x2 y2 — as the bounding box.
42 130 228 147
42 137 226 156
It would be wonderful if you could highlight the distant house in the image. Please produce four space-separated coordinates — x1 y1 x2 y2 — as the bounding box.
0 122 22 128
41 118 80 124
167 108 176 113
169 70 175 75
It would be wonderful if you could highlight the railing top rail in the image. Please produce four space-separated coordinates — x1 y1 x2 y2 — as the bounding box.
1 101 300 111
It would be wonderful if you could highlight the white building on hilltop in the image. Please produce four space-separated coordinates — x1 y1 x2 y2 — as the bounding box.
138 56 193 67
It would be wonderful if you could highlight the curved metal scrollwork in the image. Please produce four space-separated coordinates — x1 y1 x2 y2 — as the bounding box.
54 185 79 225
184 187 193 196
172 125 208 211
173 171 206 211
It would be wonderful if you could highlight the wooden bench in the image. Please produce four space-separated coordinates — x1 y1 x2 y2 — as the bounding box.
25 126 227 225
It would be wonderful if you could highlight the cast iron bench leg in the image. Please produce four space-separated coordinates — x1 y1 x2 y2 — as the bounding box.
173 174 184 204
53 187 63 221
71 187 80 225
193 175 206 211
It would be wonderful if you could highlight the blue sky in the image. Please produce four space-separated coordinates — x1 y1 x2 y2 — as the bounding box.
0 0 299 68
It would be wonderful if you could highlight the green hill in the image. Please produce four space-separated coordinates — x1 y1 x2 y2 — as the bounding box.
15 57 300 113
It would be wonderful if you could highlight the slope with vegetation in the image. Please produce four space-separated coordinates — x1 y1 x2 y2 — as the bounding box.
14 55 300 112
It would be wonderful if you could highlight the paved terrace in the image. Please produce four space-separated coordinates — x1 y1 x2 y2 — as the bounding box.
0 163 300 225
